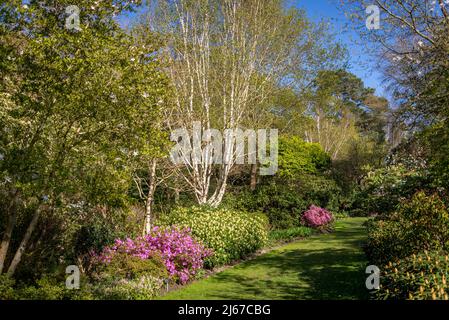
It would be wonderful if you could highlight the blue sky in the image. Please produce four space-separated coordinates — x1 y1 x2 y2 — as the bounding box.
118 0 386 97
290 0 385 96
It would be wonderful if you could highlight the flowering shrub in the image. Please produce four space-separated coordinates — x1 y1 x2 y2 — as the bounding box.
377 251 449 300
159 207 269 268
301 205 333 229
366 192 449 265
97 226 212 284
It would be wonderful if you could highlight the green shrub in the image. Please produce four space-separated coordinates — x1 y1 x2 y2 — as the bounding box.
377 251 449 300
352 164 430 216
223 175 342 230
18 277 66 300
366 192 449 265
92 251 168 300
278 136 331 178
268 226 314 243
333 211 350 220
0 275 17 300
95 252 168 281
158 206 269 268
94 275 164 300
9 275 95 300
296 174 342 213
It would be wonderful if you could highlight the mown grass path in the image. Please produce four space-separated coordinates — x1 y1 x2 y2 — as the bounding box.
161 218 369 300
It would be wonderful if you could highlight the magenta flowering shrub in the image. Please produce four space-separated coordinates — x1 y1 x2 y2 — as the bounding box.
97 226 212 284
301 205 333 228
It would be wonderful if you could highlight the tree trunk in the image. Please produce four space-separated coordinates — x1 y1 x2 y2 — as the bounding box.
143 159 158 235
174 188 180 203
0 191 19 274
208 167 230 207
0 195 18 274
6 208 41 277
250 163 258 191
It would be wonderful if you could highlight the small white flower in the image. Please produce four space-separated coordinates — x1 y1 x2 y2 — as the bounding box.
0 153 4 160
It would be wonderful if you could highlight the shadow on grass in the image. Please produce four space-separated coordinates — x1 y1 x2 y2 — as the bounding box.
163 218 369 300
207 248 368 300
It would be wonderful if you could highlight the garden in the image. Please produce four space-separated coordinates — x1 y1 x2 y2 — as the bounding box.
2 0 449 301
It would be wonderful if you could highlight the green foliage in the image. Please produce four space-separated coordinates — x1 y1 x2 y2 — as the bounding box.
93 253 167 300
296 174 342 212
333 211 350 220
0 0 170 280
1 253 168 300
366 192 449 265
158 207 269 268
0 275 16 300
224 174 342 230
352 164 429 216
17 276 68 300
377 251 449 300
1 275 95 300
278 136 330 179
268 226 314 243
74 218 122 260
223 184 307 230
96 252 168 282
421 123 449 191
94 275 164 300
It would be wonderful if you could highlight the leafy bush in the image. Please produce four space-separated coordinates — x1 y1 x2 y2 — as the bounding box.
96 226 211 284
95 252 168 281
74 219 121 259
17 276 67 300
2 275 95 300
94 275 164 300
366 192 449 265
0 275 17 300
223 175 342 230
159 207 269 268
296 175 342 213
278 136 331 178
351 164 430 216
333 211 350 220
377 251 449 300
268 226 314 243
223 183 307 230
301 205 333 229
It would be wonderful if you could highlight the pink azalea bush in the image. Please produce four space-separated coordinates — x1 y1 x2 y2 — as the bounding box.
301 205 333 228
97 226 212 284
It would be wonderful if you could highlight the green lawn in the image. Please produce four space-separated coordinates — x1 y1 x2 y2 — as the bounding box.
160 218 369 300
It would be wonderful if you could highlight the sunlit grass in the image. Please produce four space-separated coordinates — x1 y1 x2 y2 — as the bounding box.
160 218 369 300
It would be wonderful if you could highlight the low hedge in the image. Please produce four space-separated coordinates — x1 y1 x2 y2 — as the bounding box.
158 206 269 268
